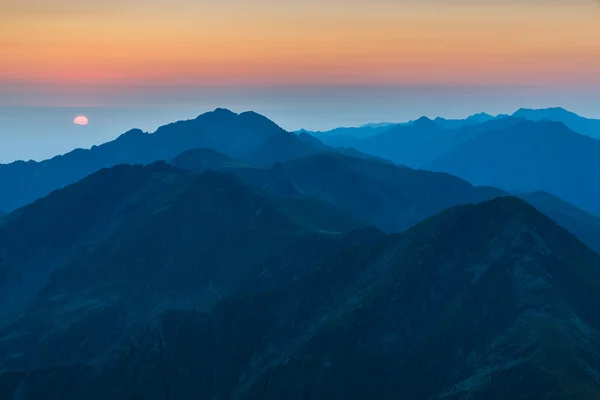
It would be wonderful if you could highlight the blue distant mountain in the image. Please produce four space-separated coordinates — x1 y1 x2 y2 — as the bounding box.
4 110 600 399
297 124 401 148
0 109 353 212
346 116 525 168
429 119 600 215
433 112 506 130
513 107 600 139
0 108 290 211
171 147 600 252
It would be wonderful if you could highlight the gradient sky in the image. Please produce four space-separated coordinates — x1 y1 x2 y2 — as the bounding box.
1 0 599 162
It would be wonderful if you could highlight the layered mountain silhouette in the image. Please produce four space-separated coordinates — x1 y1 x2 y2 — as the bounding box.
0 109 390 213
513 107 600 139
173 150 505 233
429 119 600 215
314 116 524 168
0 162 374 373
2 193 600 399
172 149 600 253
298 122 399 148
0 109 304 212
519 191 600 253
3 107 600 399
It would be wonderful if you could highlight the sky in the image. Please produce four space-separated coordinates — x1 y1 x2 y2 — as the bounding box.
1 0 599 162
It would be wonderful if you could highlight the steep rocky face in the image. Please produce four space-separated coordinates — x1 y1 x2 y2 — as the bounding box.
3 197 600 399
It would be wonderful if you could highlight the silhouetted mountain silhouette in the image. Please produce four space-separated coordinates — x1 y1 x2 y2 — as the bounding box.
353 116 524 168
299 123 399 148
172 148 600 252
0 162 372 371
173 150 504 233
0 109 287 212
513 107 600 139
245 131 321 166
429 119 600 215
3 195 600 399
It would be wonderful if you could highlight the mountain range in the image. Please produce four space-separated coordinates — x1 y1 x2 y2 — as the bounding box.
513 107 600 139
0 109 295 212
2 106 600 398
171 148 600 254
304 111 600 216
429 119 600 215
0 109 388 213
172 150 505 233
2 175 600 398
0 163 374 372
305 107 599 143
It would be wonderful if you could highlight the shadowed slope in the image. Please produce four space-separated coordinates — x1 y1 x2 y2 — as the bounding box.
0 162 374 372
230 152 505 233
4 198 600 399
429 119 600 215
513 107 600 139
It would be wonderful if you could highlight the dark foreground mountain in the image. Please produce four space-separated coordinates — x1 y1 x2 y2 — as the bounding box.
513 107 600 139
429 119 600 215
0 162 373 371
173 150 505 233
3 197 600 399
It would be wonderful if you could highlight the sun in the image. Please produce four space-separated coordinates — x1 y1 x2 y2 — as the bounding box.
74 116 89 125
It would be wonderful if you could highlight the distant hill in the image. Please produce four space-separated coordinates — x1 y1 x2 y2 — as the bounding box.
172 149 600 252
513 107 600 139
245 131 322 166
0 109 288 212
4 197 600 399
433 112 505 130
354 116 524 168
170 148 256 172
310 113 511 151
300 123 400 148
174 150 505 233
429 119 600 215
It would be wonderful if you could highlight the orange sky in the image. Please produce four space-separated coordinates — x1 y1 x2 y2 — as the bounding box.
1 1 599 89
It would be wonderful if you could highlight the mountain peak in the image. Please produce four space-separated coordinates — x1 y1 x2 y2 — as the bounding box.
212 107 237 115
513 107 576 118
117 128 146 139
412 116 437 129
466 112 494 123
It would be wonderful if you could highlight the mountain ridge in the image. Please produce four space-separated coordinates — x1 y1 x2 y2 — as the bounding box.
3 196 600 398
429 118 600 215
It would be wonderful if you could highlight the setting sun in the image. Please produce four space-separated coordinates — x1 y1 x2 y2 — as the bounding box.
74 116 88 125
